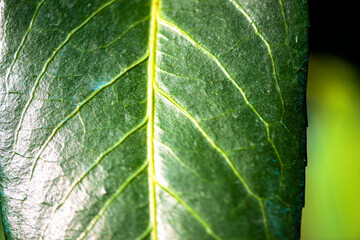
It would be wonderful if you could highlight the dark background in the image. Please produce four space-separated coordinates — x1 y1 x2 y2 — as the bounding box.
309 0 360 69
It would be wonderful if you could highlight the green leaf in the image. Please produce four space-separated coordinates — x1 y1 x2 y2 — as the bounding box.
0 0 308 239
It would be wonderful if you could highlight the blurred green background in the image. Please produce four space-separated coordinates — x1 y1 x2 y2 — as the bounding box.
1 56 359 240
301 55 360 239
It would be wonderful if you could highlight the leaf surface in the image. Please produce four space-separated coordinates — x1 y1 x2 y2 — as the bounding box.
0 0 308 239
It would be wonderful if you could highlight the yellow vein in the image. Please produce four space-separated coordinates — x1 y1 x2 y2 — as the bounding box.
40 120 147 238
156 67 206 84
29 54 149 178
147 0 159 239
158 17 267 127
219 33 257 57
154 140 210 183
258 199 269 239
82 16 151 53
228 0 285 118
76 161 149 240
134 225 152 240
155 85 256 197
275 195 291 208
78 112 86 143
278 0 289 44
58 119 146 210
155 85 270 237
12 0 119 166
40 119 147 237
158 17 284 180
156 182 222 240
5 0 46 89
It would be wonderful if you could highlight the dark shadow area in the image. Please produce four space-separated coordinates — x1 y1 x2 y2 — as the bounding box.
309 0 360 69
0 211 4 240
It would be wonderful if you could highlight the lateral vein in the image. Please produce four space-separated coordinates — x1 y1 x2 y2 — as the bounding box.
154 140 210 183
278 0 290 44
158 16 284 196
11 0 119 167
228 0 285 119
5 0 46 90
155 84 270 239
154 85 257 198
156 182 223 240
29 54 149 178
51 119 146 213
82 16 151 53
76 161 149 240
134 225 153 240
158 17 268 127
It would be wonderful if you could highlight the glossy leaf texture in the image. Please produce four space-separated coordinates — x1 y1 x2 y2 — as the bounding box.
0 0 308 239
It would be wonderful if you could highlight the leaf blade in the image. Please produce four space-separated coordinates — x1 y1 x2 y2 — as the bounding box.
0 0 308 239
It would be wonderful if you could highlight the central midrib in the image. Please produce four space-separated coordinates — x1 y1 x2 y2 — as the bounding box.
147 0 159 239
